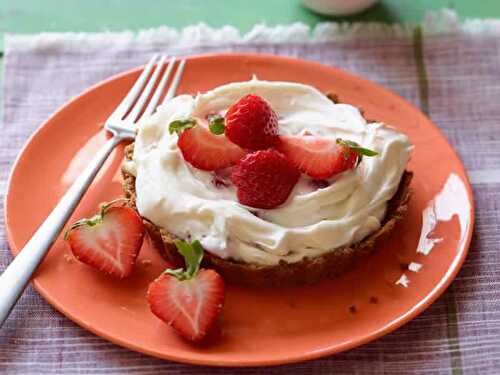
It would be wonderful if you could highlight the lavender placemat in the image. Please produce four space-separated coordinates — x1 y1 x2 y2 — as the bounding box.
1 10 500 375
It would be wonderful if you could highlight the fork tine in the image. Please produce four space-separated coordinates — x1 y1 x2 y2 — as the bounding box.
110 54 158 120
142 57 177 118
161 59 186 105
125 55 167 122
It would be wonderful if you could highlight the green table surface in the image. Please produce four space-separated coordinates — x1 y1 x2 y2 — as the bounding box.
2 0 500 53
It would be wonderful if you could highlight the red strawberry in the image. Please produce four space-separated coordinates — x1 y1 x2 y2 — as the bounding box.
231 149 300 209
276 136 378 179
65 201 145 278
171 118 246 171
224 94 279 150
147 240 225 342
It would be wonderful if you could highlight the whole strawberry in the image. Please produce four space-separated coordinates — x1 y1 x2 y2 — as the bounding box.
147 240 225 342
65 200 145 278
231 149 300 209
224 94 279 150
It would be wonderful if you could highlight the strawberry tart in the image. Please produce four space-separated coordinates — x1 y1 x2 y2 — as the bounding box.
121 79 413 286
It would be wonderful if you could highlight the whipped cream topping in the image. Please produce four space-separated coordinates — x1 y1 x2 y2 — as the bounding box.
127 79 412 266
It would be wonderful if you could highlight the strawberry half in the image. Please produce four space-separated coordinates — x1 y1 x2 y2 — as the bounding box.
65 200 145 278
147 240 225 342
169 118 246 171
276 136 378 179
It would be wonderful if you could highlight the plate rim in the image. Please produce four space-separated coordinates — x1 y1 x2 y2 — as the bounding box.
3 52 475 367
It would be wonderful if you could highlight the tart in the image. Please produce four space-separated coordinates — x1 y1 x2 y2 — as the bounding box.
122 79 413 287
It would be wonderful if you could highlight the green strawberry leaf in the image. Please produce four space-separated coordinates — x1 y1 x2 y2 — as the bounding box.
208 115 225 135
63 216 100 240
168 118 197 135
64 198 129 240
351 146 379 157
166 239 204 280
337 138 378 161
163 267 185 279
336 138 378 167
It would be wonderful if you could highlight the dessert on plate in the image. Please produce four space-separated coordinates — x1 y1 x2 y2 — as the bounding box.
121 78 413 287
65 77 413 341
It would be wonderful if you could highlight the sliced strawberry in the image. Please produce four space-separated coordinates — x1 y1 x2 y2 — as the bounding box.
65 200 145 278
276 136 378 179
147 240 225 342
171 118 246 171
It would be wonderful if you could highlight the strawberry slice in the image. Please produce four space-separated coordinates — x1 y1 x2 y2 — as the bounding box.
276 136 378 179
147 240 225 342
65 200 145 278
169 118 246 171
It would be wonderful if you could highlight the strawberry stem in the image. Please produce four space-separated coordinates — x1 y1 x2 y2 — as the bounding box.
169 118 197 135
99 198 129 217
336 138 379 166
208 115 225 135
165 240 204 281
336 138 379 157
63 215 101 240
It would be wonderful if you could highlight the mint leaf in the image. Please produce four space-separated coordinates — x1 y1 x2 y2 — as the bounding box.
208 115 225 135
166 239 204 280
168 118 197 135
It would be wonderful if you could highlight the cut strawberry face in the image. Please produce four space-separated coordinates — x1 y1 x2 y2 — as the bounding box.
147 240 225 342
170 118 246 171
65 201 145 278
276 136 378 180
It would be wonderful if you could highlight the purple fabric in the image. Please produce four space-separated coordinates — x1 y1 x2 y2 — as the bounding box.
1 28 499 374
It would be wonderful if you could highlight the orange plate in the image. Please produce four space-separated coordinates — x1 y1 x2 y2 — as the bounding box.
4 53 474 367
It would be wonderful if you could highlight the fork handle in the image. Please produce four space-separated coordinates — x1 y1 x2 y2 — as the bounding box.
0 135 123 327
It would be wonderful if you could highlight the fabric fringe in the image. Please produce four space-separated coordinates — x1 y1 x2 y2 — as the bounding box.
5 9 500 52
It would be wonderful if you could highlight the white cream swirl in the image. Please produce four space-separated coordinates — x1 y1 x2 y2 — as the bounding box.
127 79 412 266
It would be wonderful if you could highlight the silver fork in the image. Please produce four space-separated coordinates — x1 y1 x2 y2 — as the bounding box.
0 55 186 327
